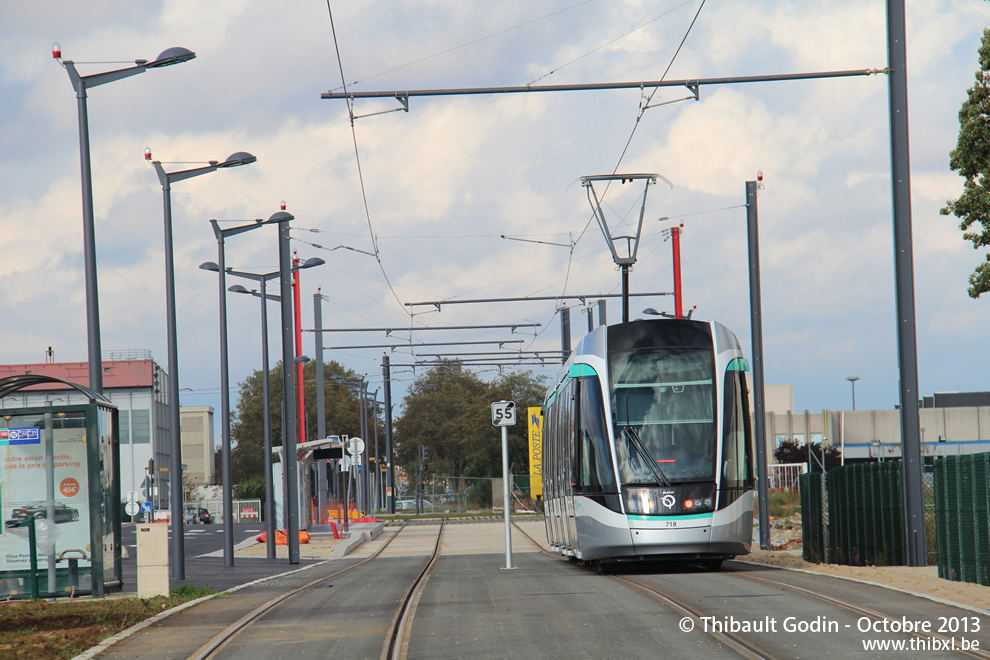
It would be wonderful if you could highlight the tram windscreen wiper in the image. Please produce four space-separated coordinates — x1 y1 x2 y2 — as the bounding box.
622 426 670 487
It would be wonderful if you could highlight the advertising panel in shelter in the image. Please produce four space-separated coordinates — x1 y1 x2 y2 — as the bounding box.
1 414 90 571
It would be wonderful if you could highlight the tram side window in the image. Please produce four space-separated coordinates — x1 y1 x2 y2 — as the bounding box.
721 370 754 505
574 378 617 494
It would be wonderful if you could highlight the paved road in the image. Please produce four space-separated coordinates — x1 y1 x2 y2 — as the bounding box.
122 521 265 558
119 522 319 594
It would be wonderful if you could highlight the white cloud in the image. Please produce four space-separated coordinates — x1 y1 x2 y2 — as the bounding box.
0 0 988 419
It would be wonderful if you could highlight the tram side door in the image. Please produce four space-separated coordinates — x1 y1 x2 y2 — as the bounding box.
565 379 579 553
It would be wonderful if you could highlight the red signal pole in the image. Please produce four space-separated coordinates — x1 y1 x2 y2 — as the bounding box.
672 223 683 319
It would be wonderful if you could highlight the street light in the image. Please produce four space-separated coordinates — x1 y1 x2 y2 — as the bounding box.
199 209 293 566
226 257 322 560
56 44 195 395
847 376 861 411
147 148 255 580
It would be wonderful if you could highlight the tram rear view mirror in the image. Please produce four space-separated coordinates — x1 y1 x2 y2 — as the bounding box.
727 358 750 372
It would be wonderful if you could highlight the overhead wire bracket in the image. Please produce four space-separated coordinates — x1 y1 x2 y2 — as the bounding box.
641 83 699 111
348 93 410 121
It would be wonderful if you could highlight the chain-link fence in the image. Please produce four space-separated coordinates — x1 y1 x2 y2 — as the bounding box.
800 458 954 572
934 454 990 585
801 462 906 566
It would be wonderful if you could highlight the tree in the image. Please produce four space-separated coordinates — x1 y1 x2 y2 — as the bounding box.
228 359 367 486
773 439 841 473
942 29 990 297
393 361 547 493
233 475 267 501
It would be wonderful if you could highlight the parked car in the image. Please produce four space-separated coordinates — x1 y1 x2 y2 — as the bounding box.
395 499 434 512
9 502 80 524
184 506 212 524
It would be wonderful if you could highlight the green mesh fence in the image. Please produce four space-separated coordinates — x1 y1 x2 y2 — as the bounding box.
800 472 824 562
800 462 906 566
935 453 990 586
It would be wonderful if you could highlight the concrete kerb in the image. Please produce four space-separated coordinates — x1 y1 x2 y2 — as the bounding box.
330 522 385 560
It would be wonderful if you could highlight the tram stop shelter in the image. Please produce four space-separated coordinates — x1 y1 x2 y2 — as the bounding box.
0 375 121 598
273 436 345 529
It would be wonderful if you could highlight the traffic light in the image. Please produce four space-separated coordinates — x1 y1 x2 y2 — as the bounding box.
422 463 428 473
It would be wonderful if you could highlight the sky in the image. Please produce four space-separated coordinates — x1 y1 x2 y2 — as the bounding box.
1 1 988 435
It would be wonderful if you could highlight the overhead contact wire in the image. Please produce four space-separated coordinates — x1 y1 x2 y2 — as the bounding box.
327 0 412 318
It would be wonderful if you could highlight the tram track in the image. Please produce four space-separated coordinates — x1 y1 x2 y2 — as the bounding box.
189 521 445 660
381 519 444 660
724 569 990 660
512 521 990 659
510 522 770 658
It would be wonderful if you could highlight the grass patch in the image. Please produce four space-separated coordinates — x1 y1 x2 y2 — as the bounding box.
0 588 214 659
170 584 216 599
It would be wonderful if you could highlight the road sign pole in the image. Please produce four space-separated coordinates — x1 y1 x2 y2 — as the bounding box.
492 400 518 571
501 423 514 570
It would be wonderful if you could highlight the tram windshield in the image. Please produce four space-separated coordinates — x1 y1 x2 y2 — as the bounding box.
610 347 715 482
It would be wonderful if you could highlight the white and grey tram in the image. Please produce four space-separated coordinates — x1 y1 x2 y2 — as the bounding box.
542 318 755 570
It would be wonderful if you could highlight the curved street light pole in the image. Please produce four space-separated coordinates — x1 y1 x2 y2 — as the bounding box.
149 149 255 580
56 44 195 395
201 210 291 566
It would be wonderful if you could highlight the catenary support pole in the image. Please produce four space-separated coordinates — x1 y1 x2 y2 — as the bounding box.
279 222 300 564
887 0 925 566
560 305 571 355
746 180 771 552
383 354 395 514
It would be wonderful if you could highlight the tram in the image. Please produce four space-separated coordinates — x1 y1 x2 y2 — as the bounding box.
542 318 755 570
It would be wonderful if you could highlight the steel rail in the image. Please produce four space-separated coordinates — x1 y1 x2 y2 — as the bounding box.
729 570 990 660
191 524 409 660
513 521 989 658
509 522 769 658
383 520 446 660
612 574 770 660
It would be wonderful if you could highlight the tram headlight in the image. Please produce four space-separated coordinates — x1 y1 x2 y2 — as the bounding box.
622 486 716 515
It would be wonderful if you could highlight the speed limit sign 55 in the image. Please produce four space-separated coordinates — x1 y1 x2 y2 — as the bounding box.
491 401 516 426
